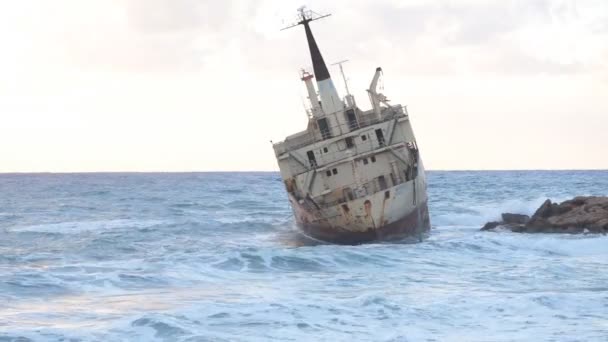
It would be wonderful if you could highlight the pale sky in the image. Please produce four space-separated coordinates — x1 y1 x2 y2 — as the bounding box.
1 0 607 172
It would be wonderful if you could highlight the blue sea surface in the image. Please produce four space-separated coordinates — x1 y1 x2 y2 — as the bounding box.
0 171 607 341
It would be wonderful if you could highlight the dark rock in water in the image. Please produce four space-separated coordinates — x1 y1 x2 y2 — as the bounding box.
481 196 608 234
528 196 608 233
501 213 530 225
533 199 554 219
510 224 527 233
481 221 501 231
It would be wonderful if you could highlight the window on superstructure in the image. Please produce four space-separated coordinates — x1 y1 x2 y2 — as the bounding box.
332 168 338 175
378 175 388 191
375 129 385 146
345 109 359 131
345 137 354 149
326 170 332 177
323 147 328 153
362 158 368 165
317 118 332 140
371 156 376 163
361 135 367 142
306 150 317 168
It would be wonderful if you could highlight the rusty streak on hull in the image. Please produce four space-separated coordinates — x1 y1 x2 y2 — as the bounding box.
295 201 431 245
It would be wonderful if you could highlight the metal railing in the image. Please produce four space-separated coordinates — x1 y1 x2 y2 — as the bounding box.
274 106 408 154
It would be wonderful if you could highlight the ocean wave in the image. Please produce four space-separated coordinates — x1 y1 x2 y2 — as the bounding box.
478 231 608 257
131 316 190 340
430 196 567 227
8 219 166 234
2 171 608 341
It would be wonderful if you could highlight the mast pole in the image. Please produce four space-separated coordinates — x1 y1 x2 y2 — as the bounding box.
332 59 351 96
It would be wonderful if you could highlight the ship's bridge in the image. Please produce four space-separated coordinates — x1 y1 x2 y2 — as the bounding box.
274 104 409 157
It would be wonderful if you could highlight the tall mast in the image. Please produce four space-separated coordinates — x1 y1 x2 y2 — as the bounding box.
332 59 351 96
332 59 356 108
282 7 343 116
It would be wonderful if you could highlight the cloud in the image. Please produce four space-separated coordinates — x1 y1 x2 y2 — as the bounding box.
126 0 234 33
294 0 608 76
1 0 607 171
4 0 605 77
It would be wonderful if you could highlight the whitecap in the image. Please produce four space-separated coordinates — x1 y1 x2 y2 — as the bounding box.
8 219 165 234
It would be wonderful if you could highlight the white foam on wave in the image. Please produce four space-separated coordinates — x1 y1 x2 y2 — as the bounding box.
214 216 283 225
483 231 608 257
432 195 573 228
9 219 165 234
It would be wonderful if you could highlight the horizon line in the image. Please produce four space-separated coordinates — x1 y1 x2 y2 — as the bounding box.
1 168 607 175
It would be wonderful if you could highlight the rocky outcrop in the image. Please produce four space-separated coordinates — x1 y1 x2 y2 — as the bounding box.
481 196 608 234
501 213 530 225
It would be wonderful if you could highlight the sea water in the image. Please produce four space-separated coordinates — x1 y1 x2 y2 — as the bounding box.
0 171 607 341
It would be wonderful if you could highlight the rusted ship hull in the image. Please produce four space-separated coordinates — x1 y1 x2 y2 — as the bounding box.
287 178 431 244
296 201 430 244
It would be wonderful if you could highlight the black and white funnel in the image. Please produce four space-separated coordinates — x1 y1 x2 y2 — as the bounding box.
289 8 343 115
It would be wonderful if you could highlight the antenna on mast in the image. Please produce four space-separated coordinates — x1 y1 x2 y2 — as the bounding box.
331 59 351 96
280 6 332 31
